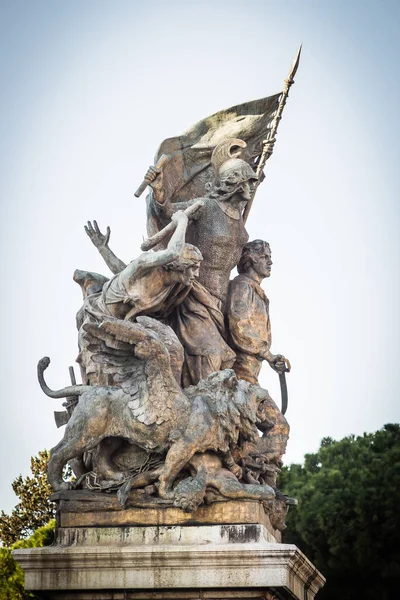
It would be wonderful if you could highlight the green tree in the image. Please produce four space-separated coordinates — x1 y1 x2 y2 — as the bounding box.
0 450 68 598
280 424 400 600
0 521 55 600
0 451 56 547
0 450 72 547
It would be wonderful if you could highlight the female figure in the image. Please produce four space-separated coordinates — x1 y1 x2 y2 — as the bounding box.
146 139 258 308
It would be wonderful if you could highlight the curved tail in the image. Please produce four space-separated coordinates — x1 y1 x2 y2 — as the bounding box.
37 357 92 398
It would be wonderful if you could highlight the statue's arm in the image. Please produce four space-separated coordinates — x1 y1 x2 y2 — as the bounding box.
144 165 167 206
145 166 197 215
125 211 189 281
171 199 197 211
85 221 127 275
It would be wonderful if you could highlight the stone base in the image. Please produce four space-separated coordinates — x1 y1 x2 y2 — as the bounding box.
13 518 324 599
13 500 324 599
17 591 319 600
53 494 283 542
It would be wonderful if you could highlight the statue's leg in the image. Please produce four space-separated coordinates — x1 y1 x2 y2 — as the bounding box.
256 393 290 486
48 398 106 490
232 353 262 385
209 471 275 501
48 435 92 491
158 437 198 498
130 467 163 489
92 438 126 482
69 456 88 478
183 354 222 387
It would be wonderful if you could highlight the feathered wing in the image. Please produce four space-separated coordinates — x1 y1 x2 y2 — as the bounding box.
82 316 186 428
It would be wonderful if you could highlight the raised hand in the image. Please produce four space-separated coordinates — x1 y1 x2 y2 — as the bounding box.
171 209 189 226
269 354 291 374
144 165 161 185
84 220 110 249
144 165 165 203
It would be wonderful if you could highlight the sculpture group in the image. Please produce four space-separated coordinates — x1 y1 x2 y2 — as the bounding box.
39 52 301 528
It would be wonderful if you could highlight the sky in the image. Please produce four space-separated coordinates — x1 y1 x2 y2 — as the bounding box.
0 0 399 514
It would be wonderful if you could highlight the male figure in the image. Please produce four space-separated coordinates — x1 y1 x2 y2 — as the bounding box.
81 214 235 387
227 240 286 383
227 240 289 481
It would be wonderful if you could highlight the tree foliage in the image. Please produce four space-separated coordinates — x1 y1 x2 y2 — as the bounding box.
279 424 400 600
0 450 72 548
0 520 55 600
0 449 63 598
0 451 55 547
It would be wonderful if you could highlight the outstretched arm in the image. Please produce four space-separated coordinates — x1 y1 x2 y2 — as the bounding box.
85 221 127 275
127 210 189 281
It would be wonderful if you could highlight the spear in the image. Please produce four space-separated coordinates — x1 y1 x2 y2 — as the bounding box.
243 44 302 224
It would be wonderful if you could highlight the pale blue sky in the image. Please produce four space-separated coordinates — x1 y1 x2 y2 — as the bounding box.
0 0 399 513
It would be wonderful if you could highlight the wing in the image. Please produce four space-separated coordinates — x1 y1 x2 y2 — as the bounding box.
83 317 185 428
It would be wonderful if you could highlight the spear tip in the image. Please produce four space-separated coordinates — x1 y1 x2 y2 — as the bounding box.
289 44 302 81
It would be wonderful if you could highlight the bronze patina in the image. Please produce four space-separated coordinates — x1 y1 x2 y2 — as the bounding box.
38 49 301 531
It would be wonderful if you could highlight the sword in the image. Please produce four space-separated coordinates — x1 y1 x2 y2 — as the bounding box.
278 357 291 416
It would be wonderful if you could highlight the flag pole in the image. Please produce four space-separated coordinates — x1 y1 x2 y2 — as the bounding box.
243 45 302 224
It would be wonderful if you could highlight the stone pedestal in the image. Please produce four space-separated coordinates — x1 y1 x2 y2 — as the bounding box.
13 500 325 599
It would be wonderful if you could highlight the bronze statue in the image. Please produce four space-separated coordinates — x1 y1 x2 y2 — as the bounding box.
37 56 301 524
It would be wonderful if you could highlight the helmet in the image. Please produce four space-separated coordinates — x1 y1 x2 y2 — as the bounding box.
211 139 258 185
219 157 258 184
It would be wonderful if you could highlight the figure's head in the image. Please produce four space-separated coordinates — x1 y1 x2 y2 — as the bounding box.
218 158 258 202
238 240 272 279
208 139 258 204
164 244 203 285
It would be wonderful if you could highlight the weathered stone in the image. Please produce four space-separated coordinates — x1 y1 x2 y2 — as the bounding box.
13 523 325 598
52 498 281 542
36 108 295 516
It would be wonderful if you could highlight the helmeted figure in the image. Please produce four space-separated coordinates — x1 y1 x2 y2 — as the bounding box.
146 139 258 307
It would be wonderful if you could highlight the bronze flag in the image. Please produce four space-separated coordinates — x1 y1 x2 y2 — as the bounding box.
153 94 280 205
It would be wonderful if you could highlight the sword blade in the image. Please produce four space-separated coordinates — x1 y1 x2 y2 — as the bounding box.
279 372 288 415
